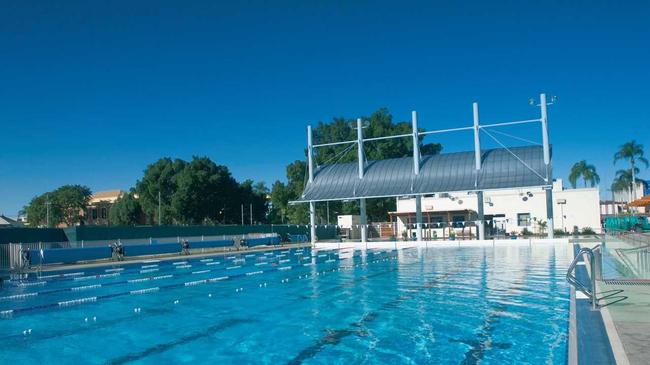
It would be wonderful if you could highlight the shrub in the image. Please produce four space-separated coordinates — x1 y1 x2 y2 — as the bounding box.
581 227 596 235
553 229 566 236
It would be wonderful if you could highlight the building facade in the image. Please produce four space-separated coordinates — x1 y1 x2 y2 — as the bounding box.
84 190 125 225
390 179 601 239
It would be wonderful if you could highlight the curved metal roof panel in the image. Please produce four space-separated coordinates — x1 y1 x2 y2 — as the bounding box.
296 145 549 202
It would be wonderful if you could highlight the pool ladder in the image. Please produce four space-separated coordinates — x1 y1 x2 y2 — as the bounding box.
566 245 600 310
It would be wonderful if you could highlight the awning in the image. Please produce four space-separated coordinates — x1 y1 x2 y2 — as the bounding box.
294 145 550 203
629 195 650 207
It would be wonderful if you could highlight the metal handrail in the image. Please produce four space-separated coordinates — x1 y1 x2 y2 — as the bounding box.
566 245 600 310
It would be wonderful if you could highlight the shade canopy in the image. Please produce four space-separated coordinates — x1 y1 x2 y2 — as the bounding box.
294 145 550 203
629 195 650 207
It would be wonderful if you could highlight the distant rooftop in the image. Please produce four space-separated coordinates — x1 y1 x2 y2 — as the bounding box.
0 214 22 228
89 190 125 204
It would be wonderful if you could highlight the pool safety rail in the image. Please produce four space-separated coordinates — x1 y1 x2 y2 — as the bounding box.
2 234 288 270
566 245 600 310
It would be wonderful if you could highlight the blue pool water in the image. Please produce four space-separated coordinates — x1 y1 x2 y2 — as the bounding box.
0 243 572 364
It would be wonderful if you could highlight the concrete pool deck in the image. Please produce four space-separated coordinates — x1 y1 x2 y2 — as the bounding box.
580 236 650 365
597 278 650 365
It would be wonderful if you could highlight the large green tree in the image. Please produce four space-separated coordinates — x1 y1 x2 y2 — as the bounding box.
109 192 143 225
269 180 290 223
25 193 58 227
239 180 269 224
135 158 187 224
171 157 240 224
53 185 93 226
568 160 600 188
612 168 639 203
25 185 92 227
614 140 648 199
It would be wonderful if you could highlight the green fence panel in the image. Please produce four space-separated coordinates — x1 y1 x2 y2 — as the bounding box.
1 225 336 245
64 225 336 242
0 228 68 245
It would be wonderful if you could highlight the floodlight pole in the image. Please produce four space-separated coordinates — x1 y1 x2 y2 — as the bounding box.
412 111 423 242
357 118 368 244
307 125 314 184
541 93 554 239
473 102 485 241
307 125 316 245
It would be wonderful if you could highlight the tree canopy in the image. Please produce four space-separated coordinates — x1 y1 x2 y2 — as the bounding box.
568 160 600 188
135 158 187 225
25 185 92 227
134 156 267 225
108 192 143 225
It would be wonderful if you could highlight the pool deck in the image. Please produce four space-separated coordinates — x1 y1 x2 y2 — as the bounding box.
597 280 650 365
578 240 650 365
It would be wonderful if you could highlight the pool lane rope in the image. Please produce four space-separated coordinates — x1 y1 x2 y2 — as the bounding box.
1 249 393 318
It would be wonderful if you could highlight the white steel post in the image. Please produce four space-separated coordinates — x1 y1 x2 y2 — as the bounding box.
307 124 317 244
357 118 364 179
309 201 317 245
413 111 422 242
415 195 423 241
307 125 314 183
357 118 368 243
473 102 485 240
360 198 368 243
541 93 554 239
412 111 420 174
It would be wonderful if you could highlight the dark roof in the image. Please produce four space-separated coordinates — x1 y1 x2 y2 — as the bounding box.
0 215 22 228
295 145 550 202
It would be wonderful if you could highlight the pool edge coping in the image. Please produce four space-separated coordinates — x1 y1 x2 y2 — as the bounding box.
600 298 631 365
569 285 577 365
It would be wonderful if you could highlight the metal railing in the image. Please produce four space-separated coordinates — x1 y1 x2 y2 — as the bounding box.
566 245 600 310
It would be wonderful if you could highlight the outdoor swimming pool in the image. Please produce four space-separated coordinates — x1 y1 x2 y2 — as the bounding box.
0 243 572 364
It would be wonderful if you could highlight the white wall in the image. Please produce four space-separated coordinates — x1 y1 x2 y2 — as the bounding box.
337 215 360 229
395 179 601 236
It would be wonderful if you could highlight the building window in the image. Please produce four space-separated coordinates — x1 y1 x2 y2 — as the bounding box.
101 208 107 219
517 213 531 226
92 209 98 220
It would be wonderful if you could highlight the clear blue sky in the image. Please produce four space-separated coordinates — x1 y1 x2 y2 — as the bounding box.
1 1 649 216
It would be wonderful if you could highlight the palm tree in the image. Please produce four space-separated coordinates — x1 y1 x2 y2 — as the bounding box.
568 160 600 188
612 168 638 203
614 141 648 200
